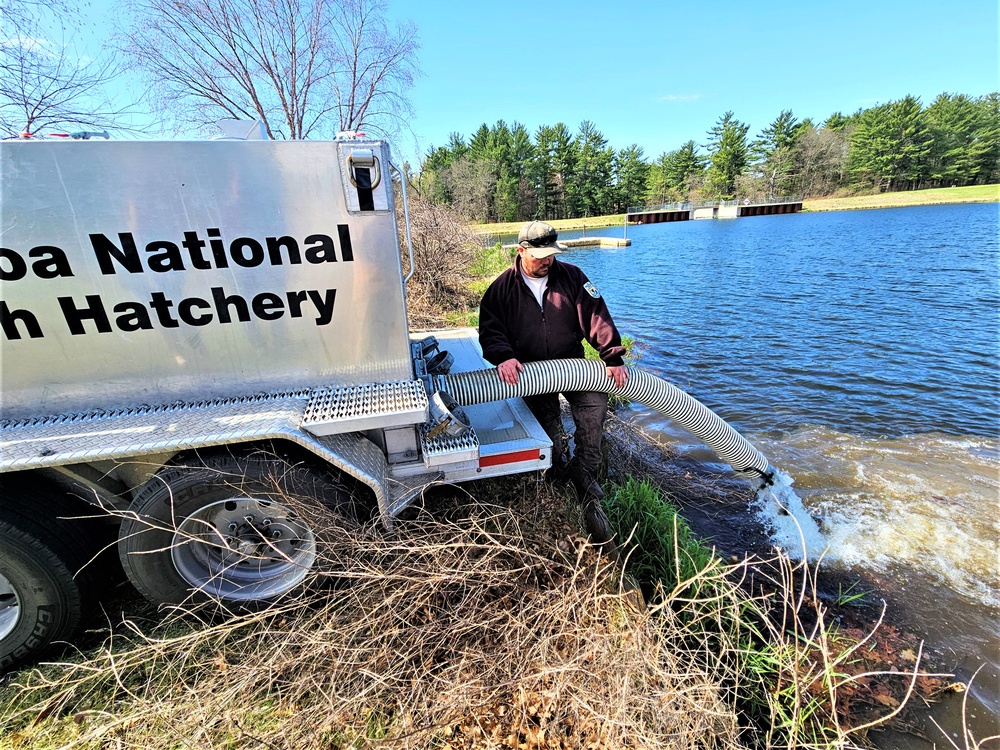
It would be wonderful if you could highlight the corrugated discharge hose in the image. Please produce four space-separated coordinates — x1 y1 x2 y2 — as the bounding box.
442 358 775 486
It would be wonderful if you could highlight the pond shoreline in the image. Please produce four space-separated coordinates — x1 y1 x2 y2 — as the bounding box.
471 184 999 235
603 415 977 749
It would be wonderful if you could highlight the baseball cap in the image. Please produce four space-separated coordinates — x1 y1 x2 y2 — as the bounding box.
517 221 565 258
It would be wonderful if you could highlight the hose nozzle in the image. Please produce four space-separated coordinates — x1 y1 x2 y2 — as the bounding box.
742 465 776 489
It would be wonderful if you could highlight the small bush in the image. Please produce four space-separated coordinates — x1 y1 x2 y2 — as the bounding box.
398 190 487 329
470 241 514 278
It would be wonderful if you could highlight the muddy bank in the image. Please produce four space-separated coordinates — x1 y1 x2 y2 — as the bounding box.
602 415 983 748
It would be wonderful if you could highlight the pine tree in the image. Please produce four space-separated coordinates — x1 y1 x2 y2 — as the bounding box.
612 144 649 213
849 96 931 191
570 121 613 216
705 112 750 198
753 111 801 197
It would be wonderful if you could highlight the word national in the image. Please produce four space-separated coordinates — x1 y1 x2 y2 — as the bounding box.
0 225 355 282
91 226 355 275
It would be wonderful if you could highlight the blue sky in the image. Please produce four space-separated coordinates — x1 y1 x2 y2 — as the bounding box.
385 0 998 166
65 0 1000 165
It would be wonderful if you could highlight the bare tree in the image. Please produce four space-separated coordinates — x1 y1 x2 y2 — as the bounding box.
122 0 418 140
329 0 417 133
0 0 80 37
440 156 496 223
792 126 850 197
0 33 133 138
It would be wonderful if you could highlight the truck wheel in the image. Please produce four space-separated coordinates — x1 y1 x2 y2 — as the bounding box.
118 452 356 610
0 521 83 672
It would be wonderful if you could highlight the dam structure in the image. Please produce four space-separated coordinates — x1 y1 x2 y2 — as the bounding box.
627 196 803 225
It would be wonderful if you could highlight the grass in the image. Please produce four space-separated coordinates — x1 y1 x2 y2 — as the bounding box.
602 477 815 745
604 477 718 613
0 460 961 749
833 582 869 608
444 242 516 328
0 480 748 750
469 240 515 277
473 215 628 237
583 335 637 409
801 184 999 213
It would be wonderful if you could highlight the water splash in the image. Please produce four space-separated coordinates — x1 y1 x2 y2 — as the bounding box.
753 468 830 562
749 428 1000 605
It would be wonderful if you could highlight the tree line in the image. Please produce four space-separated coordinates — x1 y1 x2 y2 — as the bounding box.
418 92 1000 223
3 1 996 226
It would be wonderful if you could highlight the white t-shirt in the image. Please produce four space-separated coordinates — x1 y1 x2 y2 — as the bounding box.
521 271 548 308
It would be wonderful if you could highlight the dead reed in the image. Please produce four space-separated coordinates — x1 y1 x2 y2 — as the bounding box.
0 426 965 750
1 481 743 749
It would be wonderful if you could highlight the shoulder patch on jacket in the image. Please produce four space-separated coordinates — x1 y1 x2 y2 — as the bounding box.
584 282 601 298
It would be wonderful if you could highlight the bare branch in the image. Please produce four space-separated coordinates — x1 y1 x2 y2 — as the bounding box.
120 0 419 139
0 31 137 137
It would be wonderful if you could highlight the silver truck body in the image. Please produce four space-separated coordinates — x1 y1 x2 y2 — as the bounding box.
1 139 412 417
0 138 550 501
0 136 550 670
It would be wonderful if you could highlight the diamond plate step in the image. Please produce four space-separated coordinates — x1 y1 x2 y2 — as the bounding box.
419 425 479 467
301 380 428 436
0 392 311 471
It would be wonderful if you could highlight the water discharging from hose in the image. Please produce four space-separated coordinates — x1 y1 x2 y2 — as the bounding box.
754 469 828 561
441 358 829 561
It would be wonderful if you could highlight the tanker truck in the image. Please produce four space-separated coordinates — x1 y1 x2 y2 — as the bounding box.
0 131 565 669
0 129 775 670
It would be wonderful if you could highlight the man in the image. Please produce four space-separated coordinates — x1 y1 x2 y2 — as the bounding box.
478 220 628 551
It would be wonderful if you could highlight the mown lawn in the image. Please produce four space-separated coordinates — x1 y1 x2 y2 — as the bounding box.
802 184 999 212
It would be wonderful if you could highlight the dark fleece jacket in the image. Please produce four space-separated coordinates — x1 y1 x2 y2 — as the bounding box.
478 256 626 367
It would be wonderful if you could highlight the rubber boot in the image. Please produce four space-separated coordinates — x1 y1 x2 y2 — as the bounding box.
570 462 620 561
546 432 570 485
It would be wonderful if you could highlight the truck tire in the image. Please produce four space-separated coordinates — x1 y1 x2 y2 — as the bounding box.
0 521 83 672
118 451 357 610
0 475 119 672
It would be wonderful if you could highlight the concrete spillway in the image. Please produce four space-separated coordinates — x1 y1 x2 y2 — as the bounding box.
627 198 803 225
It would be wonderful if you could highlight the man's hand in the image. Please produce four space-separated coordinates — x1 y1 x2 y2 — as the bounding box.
606 365 629 389
497 358 524 385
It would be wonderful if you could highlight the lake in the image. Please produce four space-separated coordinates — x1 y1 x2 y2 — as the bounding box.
553 202 999 747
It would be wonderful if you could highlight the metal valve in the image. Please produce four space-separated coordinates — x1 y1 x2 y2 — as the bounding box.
426 391 471 439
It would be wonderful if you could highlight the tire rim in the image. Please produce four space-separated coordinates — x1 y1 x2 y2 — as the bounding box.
0 571 20 642
171 497 317 601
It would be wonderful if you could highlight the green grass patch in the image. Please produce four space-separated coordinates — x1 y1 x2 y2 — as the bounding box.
600 477 885 748
803 183 998 212
584 335 637 407
583 334 636 365
473 215 629 237
604 477 715 601
469 241 514 277
458 241 515 328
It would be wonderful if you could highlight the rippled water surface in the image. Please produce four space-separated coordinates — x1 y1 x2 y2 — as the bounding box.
563 203 998 438
555 202 1000 743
